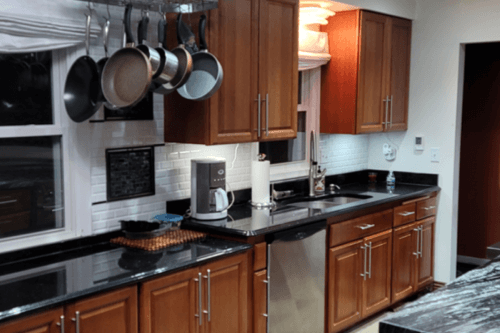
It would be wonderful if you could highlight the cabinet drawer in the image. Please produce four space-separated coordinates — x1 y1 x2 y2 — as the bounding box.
329 209 393 247
0 189 31 216
393 203 416 227
416 197 436 220
0 211 30 234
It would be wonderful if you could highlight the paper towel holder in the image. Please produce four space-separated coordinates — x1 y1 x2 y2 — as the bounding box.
250 180 276 209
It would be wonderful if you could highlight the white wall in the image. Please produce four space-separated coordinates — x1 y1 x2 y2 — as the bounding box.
367 0 500 283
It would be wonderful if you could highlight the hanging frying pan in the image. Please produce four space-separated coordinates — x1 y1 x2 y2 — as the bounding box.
101 4 152 109
177 14 223 101
96 19 115 109
64 13 101 123
153 14 193 95
151 15 179 87
136 12 163 79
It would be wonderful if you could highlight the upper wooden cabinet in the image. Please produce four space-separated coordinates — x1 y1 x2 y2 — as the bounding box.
164 0 298 145
320 10 412 134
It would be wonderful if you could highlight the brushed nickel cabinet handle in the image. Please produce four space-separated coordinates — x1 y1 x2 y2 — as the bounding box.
203 269 211 322
357 224 375 230
390 95 394 128
71 311 80 333
56 315 65 333
194 273 202 326
0 200 17 205
265 93 269 136
399 211 415 217
382 96 389 129
420 226 424 258
413 227 420 257
255 94 261 138
368 242 372 279
361 244 367 280
424 206 436 211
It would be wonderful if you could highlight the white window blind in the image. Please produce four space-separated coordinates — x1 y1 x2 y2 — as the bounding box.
0 0 101 53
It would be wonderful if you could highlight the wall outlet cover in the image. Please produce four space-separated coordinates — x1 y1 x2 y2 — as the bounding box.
431 147 440 162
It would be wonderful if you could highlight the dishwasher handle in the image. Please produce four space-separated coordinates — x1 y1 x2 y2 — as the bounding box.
269 221 326 243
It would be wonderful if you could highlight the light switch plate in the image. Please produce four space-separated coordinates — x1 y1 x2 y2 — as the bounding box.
431 148 440 162
415 136 424 151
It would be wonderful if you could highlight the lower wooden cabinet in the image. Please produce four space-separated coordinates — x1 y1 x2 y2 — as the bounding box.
392 217 435 303
0 307 63 333
64 286 138 333
253 270 268 333
140 253 249 333
328 230 392 333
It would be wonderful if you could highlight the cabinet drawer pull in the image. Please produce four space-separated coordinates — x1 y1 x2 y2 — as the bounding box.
203 269 211 322
360 245 367 280
255 94 261 138
419 226 423 258
265 93 269 136
0 199 17 205
389 95 394 128
56 315 65 333
367 242 372 279
357 224 375 230
423 206 436 211
413 227 420 257
399 211 415 217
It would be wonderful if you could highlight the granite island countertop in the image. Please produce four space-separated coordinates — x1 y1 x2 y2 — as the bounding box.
0 237 251 323
182 182 441 237
380 256 500 333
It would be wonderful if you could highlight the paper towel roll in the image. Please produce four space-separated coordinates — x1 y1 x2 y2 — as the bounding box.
251 160 270 204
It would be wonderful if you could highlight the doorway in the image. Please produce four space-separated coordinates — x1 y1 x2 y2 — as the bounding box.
457 42 500 275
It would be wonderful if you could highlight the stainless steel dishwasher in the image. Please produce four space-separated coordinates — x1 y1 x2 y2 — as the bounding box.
267 221 326 333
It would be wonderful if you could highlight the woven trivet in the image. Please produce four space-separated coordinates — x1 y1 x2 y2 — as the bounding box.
111 229 207 251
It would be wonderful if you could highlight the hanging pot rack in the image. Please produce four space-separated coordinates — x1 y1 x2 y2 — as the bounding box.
75 0 218 13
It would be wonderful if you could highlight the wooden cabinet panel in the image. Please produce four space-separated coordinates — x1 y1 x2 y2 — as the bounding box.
208 0 259 144
329 209 393 247
356 11 391 134
361 230 392 318
393 203 416 227
387 17 411 132
416 217 435 289
202 253 248 333
253 242 267 271
65 286 137 333
253 270 268 333
0 308 63 333
416 197 437 220
328 240 363 333
140 268 199 333
392 222 417 303
258 0 298 141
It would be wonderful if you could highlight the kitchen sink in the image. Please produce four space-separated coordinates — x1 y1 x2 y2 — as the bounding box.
287 194 372 210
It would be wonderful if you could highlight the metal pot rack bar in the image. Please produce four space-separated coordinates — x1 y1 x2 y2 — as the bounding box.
76 0 218 13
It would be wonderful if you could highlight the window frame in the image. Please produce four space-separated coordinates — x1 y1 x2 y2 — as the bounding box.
0 47 82 253
255 67 321 181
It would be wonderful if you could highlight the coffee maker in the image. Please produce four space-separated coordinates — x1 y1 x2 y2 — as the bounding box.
191 158 229 220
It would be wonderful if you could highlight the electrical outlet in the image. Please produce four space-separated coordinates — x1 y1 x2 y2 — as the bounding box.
431 148 440 162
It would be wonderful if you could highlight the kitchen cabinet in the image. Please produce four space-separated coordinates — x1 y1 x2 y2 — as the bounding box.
0 307 63 333
392 199 435 303
64 286 138 333
140 252 249 333
320 10 411 134
253 270 268 333
163 0 298 145
328 229 392 333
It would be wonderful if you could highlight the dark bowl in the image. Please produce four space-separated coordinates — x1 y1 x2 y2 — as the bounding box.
120 220 161 233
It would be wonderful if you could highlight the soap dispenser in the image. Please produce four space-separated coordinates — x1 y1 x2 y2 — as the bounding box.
386 171 396 190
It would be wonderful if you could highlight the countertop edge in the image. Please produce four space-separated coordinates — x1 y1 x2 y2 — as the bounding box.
183 185 441 237
0 244 252 324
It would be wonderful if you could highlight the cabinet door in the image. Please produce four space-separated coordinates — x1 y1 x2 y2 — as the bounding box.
258 0 298 141
392 222 418 303
65 286 137 333
140 268 199 333
356 11 391 134
416 217 435 289
0 307 63 333
208 0 260 144
362 230 392 318
387 17 411 132
328 240 363 333
202 252 249 333
253 270 268 333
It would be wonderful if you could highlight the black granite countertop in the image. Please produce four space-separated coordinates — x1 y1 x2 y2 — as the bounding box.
380 256 500 333
0 237 251 323
182 182 440 237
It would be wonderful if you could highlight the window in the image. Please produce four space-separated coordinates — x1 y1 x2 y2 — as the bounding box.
258 68 321 180
0 49 74 252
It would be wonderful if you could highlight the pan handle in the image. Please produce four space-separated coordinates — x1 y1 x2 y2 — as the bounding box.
138 14 149 45
176 13 184 45
158 16 167 48
199 14 208 51
103 19 110 57
124 4 135 46
85 14 91 56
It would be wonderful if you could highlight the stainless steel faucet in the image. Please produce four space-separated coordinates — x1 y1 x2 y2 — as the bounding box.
309 130 326 197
